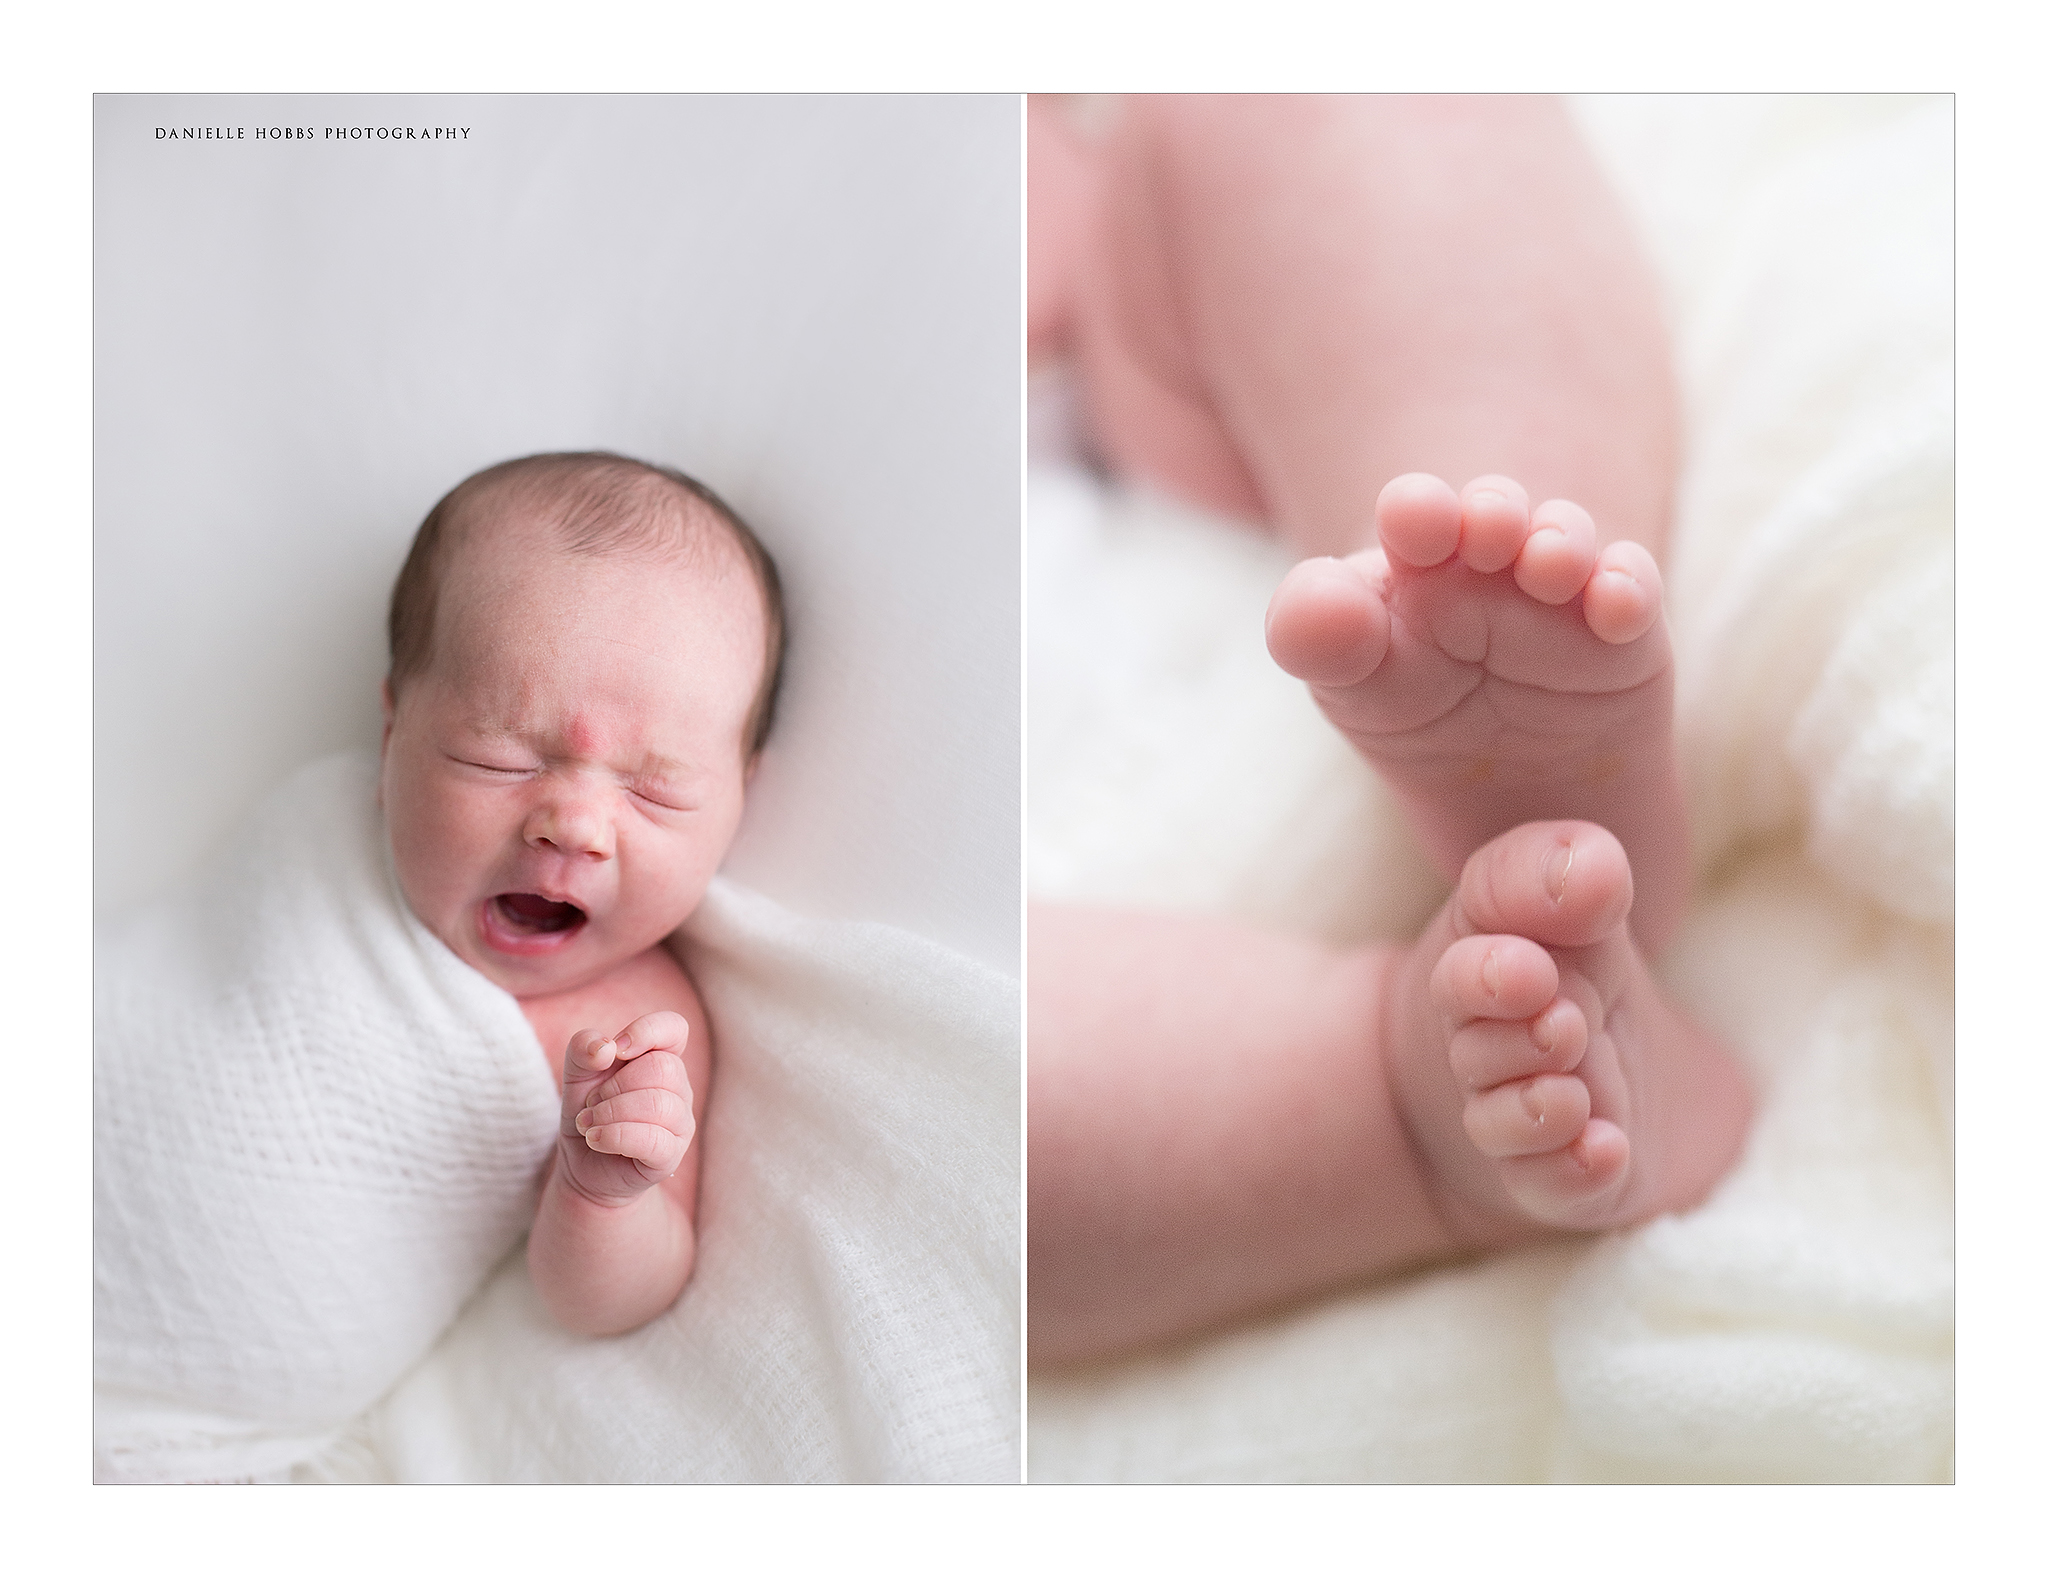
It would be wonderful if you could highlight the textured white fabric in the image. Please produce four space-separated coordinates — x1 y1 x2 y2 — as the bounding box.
93 753 560 1484
344 881 1022 1484
1027 96 1952 1483
97 752 1022 1484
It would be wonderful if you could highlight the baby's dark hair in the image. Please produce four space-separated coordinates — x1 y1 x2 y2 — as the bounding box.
387 451 787 756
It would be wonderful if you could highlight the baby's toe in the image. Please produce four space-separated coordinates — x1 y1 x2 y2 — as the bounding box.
1375 473 1462 568
1431 934 1559 1024
1265 554 1391 686
1496 1118 1630 1222
1456 476 1531 574
1455 821 1634 951
1582 540 1663 644
1448 997 1588 1089
1463 1073 1591 1157
1512 498 1599 605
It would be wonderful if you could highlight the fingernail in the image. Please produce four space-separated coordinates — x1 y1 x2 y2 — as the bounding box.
1521 1084 1546 1126
574 1111 592 1131
1542 841 1574 903
1531 1010 1555 1054
1480 949 1501 998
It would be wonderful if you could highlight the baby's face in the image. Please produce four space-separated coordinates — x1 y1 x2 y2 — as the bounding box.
379 523 764 1002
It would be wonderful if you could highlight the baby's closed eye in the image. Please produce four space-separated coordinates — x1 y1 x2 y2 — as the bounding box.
444 748 541 777
626 775 707 813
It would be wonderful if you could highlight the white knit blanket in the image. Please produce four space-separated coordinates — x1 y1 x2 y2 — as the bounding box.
96 753 1021 1483
1027 96 1952 1483
94 753 560 1484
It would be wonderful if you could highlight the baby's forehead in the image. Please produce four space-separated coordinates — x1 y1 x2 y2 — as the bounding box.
436 505 767 663
447 493 754 598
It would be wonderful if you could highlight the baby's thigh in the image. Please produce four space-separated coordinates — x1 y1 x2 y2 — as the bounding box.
1062 99 1269 523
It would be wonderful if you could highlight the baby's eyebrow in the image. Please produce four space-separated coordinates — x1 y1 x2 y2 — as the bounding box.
453 719 534 749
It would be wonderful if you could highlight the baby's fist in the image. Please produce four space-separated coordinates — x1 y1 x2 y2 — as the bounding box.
558 1012 695 1202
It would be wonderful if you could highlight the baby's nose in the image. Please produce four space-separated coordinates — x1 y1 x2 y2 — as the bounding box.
524 790 615 859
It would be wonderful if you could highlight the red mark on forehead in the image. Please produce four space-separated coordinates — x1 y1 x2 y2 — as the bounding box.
563 714 602 758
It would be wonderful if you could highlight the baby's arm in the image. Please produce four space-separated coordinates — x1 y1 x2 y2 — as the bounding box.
528 1012 706 1337
1027 903 1455 1366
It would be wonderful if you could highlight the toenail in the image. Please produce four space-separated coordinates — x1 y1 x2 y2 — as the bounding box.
1542 842 1573 904
1521 1085 1545 1125
1531 1012 1555 1053
1481 949 1501 998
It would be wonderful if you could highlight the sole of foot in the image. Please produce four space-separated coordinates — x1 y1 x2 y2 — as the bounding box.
1266 471 1689 952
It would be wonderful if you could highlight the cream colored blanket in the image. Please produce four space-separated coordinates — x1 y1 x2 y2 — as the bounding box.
1027 95 1952 1483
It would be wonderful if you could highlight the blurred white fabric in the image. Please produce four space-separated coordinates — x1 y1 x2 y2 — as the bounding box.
1027 95 1952 1483
93 95 1021 1483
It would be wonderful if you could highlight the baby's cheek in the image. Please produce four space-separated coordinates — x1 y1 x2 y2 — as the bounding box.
385 780 485 927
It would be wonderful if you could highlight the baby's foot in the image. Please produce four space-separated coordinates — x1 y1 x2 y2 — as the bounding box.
1388 820 1750 1241
1266 473 1689 951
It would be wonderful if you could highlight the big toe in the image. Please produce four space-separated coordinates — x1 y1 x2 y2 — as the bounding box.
1266 554 1390 685
1455 820 1633 949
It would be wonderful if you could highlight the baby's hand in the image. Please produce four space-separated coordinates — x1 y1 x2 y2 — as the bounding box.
554 1012 696 1209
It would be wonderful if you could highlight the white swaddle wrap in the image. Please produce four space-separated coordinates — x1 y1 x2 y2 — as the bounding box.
358 879 1022 1484
93 752 560 1484
96 750 1023 1484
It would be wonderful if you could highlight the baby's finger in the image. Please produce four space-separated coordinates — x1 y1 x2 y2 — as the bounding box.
576 1084 694 1138
581 1119 691 1179
594 1049 693 1107
562 1029 620 1079
610 1010 690 1062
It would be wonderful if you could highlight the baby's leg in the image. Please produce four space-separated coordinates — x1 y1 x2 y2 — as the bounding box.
1027 902 1451 1365
1028 823 1748 1365
1063 94 1680 560
1028 96 1098 369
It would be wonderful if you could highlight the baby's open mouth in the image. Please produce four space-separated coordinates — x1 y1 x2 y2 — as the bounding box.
492 892 587 935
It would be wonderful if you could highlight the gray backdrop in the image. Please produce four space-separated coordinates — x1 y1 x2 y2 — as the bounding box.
94 94 1020 973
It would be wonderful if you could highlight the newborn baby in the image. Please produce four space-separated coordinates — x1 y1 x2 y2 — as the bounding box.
93 450 784 1480
380 451 784 1335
